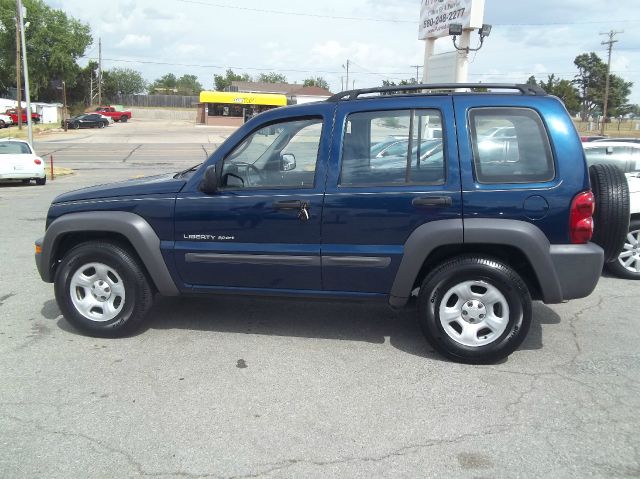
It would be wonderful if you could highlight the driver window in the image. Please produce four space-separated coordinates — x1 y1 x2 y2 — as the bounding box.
221 117 323 189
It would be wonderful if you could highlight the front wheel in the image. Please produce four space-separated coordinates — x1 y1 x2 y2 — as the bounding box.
54 242 153 337
606 219 640 279
418 256 532 364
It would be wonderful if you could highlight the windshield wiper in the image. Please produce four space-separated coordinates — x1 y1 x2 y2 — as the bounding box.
176 163 202 178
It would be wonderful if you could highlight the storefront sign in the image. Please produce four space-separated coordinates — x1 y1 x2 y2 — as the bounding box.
418 0 485 40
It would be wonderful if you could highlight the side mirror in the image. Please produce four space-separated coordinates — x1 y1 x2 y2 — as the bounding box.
281 153 296 171
199 165 218 194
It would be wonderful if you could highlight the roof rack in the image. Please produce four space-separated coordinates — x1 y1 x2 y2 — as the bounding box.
327 83 547 102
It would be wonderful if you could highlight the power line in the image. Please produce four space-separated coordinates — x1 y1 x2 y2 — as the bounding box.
174 0 640 27
600 30 623 135
176 0 413 23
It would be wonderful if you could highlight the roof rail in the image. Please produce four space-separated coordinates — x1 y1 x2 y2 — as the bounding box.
327 83 547 102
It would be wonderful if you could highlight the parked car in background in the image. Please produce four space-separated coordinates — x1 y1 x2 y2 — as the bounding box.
584 141 640 279
0 139 46 185
63 113 109 129
0 113 14 128
4 108 41 124
580 135 607 142
592 137 640 144
94 106 132 123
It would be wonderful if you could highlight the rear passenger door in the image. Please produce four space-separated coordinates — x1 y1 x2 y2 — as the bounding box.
453 97 566 243
322 96 461 294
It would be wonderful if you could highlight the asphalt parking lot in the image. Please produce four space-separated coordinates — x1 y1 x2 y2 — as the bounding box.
1 120 639 478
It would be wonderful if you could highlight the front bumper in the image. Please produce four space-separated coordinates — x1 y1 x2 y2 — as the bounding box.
34 237 48 281
549 242 604 302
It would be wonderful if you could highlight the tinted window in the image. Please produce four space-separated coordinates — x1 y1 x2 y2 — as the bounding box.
470 108 555 183
340 109 445 186
221 118 322 189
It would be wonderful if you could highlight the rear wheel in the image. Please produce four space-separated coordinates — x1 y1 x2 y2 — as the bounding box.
35 176 46 186
606 219 640 279
54 242 153 337
0 120 5 128
589 164 630 262
120 115 128 123
418 256 532 364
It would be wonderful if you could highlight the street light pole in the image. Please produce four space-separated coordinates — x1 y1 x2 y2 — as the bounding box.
17 0 33 145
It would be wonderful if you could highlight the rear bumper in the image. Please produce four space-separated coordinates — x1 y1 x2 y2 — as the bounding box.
548 242 604 302
0 171 45 180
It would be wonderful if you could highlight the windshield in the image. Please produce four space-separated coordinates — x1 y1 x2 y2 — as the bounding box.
584 145 640 173
0 142 32 154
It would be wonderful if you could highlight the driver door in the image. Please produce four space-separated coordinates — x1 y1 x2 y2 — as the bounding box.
173 115 328 292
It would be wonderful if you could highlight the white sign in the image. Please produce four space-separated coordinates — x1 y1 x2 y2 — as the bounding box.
418 0 485 40
424 52 458 83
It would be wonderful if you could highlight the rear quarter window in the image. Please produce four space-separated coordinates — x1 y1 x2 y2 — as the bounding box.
469 108 555 184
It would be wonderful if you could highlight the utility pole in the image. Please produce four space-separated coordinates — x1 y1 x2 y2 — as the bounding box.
600 30 623 135
14 8 22 130
410 64 422 83
343 59 350 91
98 37 102 105
17 0 32 145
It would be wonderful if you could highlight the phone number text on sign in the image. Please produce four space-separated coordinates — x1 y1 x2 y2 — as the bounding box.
418 0 484 40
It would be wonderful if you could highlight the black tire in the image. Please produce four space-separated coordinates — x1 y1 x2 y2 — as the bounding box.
35 176 46 185
589 164 630 262
0 120 5 128
54 242 153 337
417 256 532 364
605 218 640 279
99 121 106 128
73 122 80 130
120 116 128 123
21 179 30 184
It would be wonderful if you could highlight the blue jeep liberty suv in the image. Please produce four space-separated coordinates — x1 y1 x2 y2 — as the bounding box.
35 83 630 363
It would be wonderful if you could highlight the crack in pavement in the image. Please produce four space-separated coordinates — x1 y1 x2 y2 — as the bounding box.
122 144 143 163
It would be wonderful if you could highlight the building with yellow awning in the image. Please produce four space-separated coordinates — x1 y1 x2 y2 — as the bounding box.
197 91 287 126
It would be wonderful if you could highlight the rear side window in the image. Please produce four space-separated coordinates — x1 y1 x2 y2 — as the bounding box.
339 109 445 186
469 108 555 184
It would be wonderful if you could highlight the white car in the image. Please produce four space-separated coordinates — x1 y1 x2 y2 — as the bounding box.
0 139 46 185
584 141 640 279
0 113 14 128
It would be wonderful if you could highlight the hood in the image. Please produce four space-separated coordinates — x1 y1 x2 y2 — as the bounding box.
52 173 186 204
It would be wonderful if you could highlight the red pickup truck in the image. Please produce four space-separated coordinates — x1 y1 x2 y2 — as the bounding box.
5 108 41 124
94 106 132 122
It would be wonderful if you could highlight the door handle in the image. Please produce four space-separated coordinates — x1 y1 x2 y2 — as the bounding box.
272 200 305 210
412 196 452 207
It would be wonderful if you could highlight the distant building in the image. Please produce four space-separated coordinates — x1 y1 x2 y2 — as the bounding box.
196 82 332 126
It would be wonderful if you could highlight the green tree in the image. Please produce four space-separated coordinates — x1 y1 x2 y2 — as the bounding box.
538 74 581 115
175 74 202 95
573 52 633 119
213 69 251 91
149 73 177 93
0 0 92 100
258 72 287 83
103 68 147 98
303 77 330 90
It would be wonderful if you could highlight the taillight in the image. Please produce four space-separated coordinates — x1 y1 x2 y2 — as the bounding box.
570 190 595 244
34 158 42 165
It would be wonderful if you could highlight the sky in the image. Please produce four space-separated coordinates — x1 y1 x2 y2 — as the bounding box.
47 0 640 103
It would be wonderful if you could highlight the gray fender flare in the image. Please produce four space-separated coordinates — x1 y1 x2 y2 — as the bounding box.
389 219 463 307
37 211 179 296
389 218 565 307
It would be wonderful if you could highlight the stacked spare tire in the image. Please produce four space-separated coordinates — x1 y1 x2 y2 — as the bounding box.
588 164 631 270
